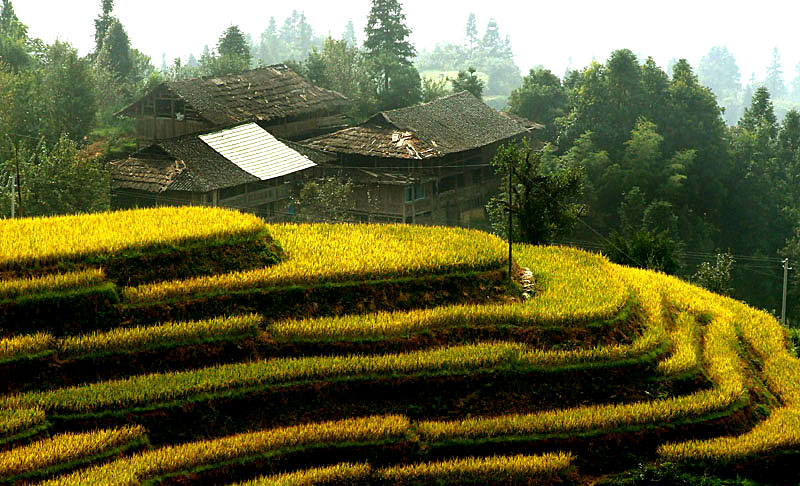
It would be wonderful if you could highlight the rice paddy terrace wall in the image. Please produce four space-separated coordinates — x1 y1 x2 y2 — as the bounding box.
1 207 799 485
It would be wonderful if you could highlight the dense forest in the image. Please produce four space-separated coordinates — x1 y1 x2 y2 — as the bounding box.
2 0 800 322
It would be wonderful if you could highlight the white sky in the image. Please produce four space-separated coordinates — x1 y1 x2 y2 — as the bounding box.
13 0 800 83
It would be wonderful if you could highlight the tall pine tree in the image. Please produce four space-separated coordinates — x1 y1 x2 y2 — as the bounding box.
363 0 420 110
0 0 30 70
465 13 478 54
93 0 114 55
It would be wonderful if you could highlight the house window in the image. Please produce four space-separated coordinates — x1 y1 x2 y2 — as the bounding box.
404 183 426 203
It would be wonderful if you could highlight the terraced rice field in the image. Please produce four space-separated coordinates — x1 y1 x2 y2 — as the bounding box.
1 207 799 485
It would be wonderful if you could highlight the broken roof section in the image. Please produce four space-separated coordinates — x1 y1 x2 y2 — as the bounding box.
303 91 534 159
112 123 319 194
117 64 349 126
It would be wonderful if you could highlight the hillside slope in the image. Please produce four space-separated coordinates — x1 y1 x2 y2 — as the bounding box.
0 207 798 485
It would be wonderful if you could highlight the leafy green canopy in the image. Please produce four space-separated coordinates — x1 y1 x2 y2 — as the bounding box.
486 141 585 245
363 0 421 110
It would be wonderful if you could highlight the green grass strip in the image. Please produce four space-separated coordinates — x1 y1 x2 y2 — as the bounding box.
0 426 147 481
230 453 575 485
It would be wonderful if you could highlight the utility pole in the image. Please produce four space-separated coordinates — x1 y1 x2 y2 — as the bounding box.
14 157 22 219
782 258 792 325
9 174 15 219
507 156 513 282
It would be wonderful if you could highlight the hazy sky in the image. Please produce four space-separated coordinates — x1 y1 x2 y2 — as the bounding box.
13 0 800 83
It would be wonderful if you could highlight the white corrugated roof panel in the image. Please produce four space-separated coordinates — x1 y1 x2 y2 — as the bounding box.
199 123 316 181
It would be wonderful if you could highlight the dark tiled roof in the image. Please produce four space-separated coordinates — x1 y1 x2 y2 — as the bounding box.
499 112 545 131
111 133 259 194
303 125 437 159
119 64 349 126
110 124 333 194
110 157 187 193
303 91 530 159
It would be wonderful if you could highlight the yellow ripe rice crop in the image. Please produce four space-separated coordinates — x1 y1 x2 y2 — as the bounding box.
657 313 702 376
379 452 574 484
0 426 146 480
658 407 800 461
417 388 737 443
268 243 628 342
0 408 46 438
57 314 262 359
0 269 105 300
35 415 409 486
232 463 372 486
653 270 800 461
122 223 506 303
514 244 628 322
0 206 265 270
2 343 525 413
232 453 574 486
0 333 53 363
5 335 665 415
0 315 261 363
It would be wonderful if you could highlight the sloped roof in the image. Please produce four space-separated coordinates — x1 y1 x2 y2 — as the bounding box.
303 91 531 159
199 123 317 181
118 64 349 125
111 124 321 194
301 125 437 160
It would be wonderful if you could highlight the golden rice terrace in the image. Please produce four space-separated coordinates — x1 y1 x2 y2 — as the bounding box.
1 206 799 485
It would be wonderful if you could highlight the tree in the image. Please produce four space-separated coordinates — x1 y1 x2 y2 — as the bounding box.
421 74 450 102
697 46 742 125
480 19 503 58
279 11 317 61
508 67 567 142
198 26 251 77
1 136 109 217
41 41 96 143
217 25 250 67
343 20 357 48
303 36 370 117
486 141 585 245
603 227 681 274
765 47 786 100
255 18 280 66
697 46 741 98
93 0 114 55
465 13 478 54
560 49 645 160
693 252 735 296
0 0 31 70
740 86 778 138
363 0 420 110
291 175 356 222
95 18 131 79
451 67 484 99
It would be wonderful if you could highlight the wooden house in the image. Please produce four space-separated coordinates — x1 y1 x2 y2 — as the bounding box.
110 122 330 219
117 64 350 148
301 91 538 226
